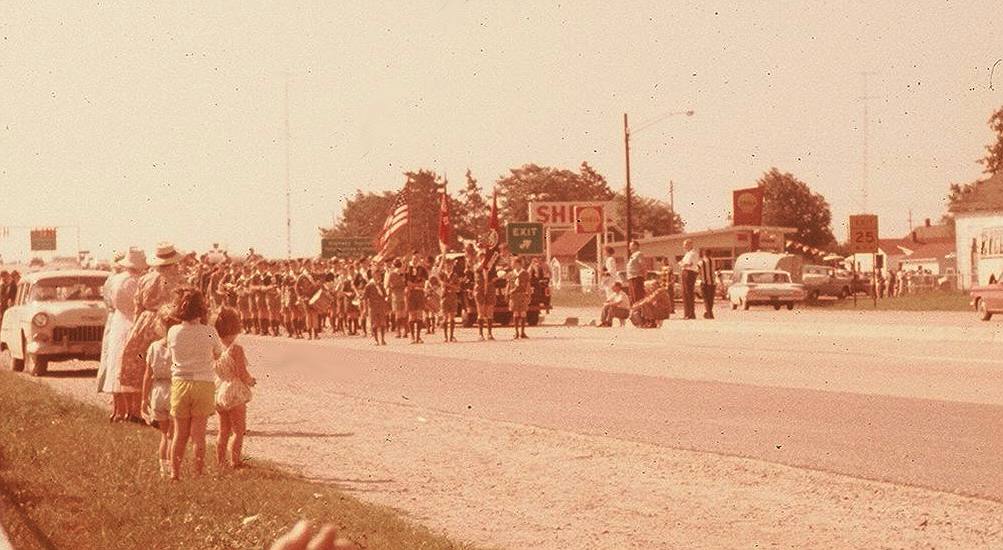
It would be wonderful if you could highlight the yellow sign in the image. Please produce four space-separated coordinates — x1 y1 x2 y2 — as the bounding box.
849 214 879 254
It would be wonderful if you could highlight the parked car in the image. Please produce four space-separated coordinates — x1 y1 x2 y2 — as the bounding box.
0 269 109 376
733 252 804 283
970 275 1003 321
727 270 806 311
715 270 734 299
802 265 852 301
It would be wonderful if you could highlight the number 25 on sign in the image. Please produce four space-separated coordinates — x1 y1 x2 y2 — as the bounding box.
849 214 879 254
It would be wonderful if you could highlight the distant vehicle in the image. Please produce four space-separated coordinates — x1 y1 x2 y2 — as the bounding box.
727 270 806 311
0 270 109 376
802 265 852 301
715 270 735 299
970 274 1003 321
28 257 45 268
733 252 804 283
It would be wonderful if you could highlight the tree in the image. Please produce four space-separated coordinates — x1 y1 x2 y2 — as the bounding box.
757 168 836 249
494 162 615 222
321 190 396 240
612 193 684 237
979 106 1003 175
455 169 489 240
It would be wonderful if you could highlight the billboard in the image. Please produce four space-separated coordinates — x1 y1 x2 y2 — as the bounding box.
30 228 57 251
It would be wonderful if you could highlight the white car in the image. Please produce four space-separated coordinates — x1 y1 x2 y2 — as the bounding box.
728 270 806 311
0 270 109 376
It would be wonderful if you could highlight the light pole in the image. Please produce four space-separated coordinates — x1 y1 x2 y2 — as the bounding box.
622 109 694 243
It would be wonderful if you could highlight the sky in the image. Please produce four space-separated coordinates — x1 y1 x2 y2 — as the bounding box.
1 1 1002 261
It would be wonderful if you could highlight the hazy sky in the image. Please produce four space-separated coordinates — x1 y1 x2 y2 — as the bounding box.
2 1 1002 260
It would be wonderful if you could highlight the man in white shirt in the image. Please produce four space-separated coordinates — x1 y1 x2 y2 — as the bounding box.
625 240 645 303
600 282 630 327
678 239 699 320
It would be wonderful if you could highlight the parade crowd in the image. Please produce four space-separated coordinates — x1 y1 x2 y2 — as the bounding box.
92 241 549 481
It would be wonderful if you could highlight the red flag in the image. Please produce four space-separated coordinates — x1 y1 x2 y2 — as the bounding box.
438 191 451 253
481 190 501 269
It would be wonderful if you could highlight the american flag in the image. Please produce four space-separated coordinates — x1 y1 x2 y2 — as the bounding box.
375 191 409 258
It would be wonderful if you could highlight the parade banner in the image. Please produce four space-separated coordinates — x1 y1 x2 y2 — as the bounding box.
732 187 764 226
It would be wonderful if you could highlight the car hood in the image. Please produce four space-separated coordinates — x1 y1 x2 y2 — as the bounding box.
27 300 108 324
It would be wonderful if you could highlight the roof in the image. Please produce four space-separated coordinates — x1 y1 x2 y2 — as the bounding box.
878 238 916 255
910 224 954 242
609 225 798 247
22 269 111 283
948 171 1003 214
897 241 956 262
549 231 596 258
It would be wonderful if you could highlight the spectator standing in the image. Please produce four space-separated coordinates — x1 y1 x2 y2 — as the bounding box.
698 249 716 319
603 246 618 286
678 239 699 320
625 240 645 303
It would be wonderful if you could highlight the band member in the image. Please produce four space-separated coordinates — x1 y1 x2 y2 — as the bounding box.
362 275 389 346
474 252 497 341
698 249 716 320
250 266 267 334
405 253 429 344
296 266 319 340
679 239 699 320
439 259 461 343
424 275 441 336
385 259 408 339
507 257 531 339
263 266 283 336
281 271 302 338
235 266 254 333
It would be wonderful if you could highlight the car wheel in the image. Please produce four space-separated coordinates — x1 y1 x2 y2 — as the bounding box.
808 290 820 302
977 299 993 321
838 287 849 300
1 348 24 372
731 301 738 310
773 303 781 310
742 299 750 311
786 302 794 310
461 312 476 328
26 353 48 377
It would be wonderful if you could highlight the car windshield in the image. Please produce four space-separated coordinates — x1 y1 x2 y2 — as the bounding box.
29 277 106 302
748 272 790 284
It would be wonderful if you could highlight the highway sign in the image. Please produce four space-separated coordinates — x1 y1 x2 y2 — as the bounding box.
30 228 57 251
321 237 375 259
505 222 544 255
849 214 879 254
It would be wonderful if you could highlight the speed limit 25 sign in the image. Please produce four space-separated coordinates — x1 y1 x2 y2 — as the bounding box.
849 214 879 254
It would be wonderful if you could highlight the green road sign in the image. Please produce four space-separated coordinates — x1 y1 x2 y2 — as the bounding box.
505 222 544 256
321 237 375 259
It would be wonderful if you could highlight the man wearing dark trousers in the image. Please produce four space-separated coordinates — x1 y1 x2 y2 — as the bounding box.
678 239 699 320
698 249 716 319
625 240 646 304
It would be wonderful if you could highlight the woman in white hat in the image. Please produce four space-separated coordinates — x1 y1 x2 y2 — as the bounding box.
119 243 184 420
97 248 148 421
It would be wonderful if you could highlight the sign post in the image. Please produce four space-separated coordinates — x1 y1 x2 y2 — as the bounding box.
849 214 879 308
574 205 606 286
505 222 544 256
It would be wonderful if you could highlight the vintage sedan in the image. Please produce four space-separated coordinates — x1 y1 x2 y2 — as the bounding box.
0 270 109 376
971 275 1003 321
728 270 806 311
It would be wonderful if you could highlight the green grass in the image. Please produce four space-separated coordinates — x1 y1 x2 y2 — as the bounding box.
809 291 972 312
0 370 472 550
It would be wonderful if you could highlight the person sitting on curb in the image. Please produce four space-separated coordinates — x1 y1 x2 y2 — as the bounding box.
600 281 630 327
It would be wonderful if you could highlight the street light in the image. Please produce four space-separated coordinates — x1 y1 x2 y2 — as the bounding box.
623 109 694 243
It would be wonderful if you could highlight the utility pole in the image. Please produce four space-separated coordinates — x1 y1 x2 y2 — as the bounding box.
623 113 633 244
860 71 877 213
668 179 675 218
907 208 913 231
284 72 292 260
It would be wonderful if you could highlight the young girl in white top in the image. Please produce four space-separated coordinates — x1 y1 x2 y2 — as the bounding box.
167 289 223 480
141 306 180 479
213 307 255 469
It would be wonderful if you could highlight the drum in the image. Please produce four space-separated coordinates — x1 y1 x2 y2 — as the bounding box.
308 289 333 311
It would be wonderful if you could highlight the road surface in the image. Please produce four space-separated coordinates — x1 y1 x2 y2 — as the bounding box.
25 307 1003 548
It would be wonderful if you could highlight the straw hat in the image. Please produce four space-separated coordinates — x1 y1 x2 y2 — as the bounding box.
150 242 183 266
118 247 149 270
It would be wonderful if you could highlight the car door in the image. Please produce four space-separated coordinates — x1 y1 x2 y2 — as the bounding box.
988 278 1003 312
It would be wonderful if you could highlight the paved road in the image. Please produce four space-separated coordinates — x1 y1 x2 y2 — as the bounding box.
26 307 1003 548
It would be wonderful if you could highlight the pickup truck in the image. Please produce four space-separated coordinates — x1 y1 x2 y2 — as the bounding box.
971 276 1003 321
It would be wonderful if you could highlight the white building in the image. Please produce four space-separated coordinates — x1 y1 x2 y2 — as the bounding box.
949 172 1003 289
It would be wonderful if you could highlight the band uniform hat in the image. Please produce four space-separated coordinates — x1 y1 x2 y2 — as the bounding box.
117 247 149 270
150 242 183 266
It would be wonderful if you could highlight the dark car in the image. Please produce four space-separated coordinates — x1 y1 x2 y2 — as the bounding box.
459 258 551 327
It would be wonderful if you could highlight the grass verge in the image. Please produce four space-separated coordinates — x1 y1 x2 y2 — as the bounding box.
808 291 972 312
0 370 470 550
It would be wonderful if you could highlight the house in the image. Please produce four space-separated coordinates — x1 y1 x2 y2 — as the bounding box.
948 171 1003 288
548 230 599 286
849 219 955 274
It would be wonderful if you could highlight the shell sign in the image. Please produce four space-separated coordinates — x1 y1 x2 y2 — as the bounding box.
574 205 604 234
732 187 764 226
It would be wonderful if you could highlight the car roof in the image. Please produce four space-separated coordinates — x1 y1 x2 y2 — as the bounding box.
744 270 790 276
22 269 111 283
